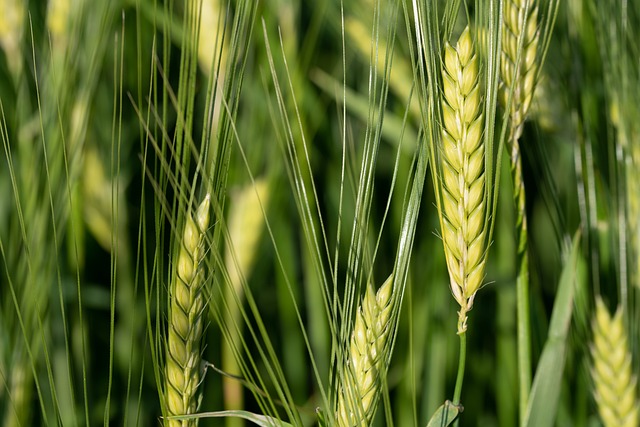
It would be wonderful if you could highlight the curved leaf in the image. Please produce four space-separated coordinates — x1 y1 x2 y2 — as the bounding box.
524 233 584 427
426 400 463 427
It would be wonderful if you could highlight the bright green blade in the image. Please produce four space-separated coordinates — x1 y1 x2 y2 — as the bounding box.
524 233 585 427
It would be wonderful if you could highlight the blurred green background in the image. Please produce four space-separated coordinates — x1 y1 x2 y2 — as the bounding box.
0 0 638 426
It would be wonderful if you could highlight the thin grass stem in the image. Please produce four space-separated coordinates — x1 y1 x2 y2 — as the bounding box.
452 331 467 427
510 127 531 425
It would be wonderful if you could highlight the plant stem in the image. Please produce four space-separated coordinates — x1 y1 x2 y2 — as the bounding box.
516 250 531 424
511 133 531 426
453 330 467 427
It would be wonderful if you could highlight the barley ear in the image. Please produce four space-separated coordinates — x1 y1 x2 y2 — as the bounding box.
336 274 394 427
500 0 539 217
165 194 211 427
590 297 639 427
500 0 540 140
440 26 487 334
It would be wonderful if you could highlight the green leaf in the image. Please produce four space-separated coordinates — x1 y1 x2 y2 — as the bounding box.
167 410 294 427
426 400 462 427
524 233 584 427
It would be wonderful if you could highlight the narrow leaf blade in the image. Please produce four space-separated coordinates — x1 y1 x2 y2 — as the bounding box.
524 233 584 427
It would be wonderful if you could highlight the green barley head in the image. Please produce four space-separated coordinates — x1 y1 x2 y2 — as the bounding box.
500 0 540 139
590 297 639 427
165 194 211 427
336 274 393 426
439 26 487 334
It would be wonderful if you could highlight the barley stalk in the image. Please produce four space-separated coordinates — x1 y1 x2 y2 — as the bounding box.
500 0 539 235
165 194 211 427
590 297 639 427
499 1 540 418
439 26 486 334
499 0 539 268
336 274 393 427
499 0 539 259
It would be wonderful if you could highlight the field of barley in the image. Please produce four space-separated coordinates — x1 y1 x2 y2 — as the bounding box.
0 0 639 426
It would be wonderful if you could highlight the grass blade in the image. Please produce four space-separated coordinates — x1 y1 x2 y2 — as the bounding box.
524 232 585 427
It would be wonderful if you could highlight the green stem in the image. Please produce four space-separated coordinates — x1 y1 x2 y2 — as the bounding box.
511 134 531 426
516 233 531 425
453 331 467 406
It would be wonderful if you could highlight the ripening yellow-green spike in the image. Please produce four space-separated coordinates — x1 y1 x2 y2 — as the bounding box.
500 0 540 139
336 274 394 427
439 26 487 334
590 297 639 427
165 195 211 427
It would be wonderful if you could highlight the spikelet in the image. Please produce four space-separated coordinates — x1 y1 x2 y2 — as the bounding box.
439 27 487 334
590 297 639 427
500 0 540 140
165 195 211 427
336 274 394 427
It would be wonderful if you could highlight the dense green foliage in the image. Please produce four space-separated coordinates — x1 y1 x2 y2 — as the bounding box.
0 0 638 426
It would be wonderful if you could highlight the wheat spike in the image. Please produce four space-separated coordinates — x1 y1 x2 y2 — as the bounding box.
165 194 211 427
591 297 639 427
336 274 394 427
500 0 539 140
440 26 486 334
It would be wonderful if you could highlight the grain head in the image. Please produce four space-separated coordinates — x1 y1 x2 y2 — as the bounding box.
440 26 487 334
165 194 211 427
591 297 639 427
336 274 393 426
500 0 540 140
